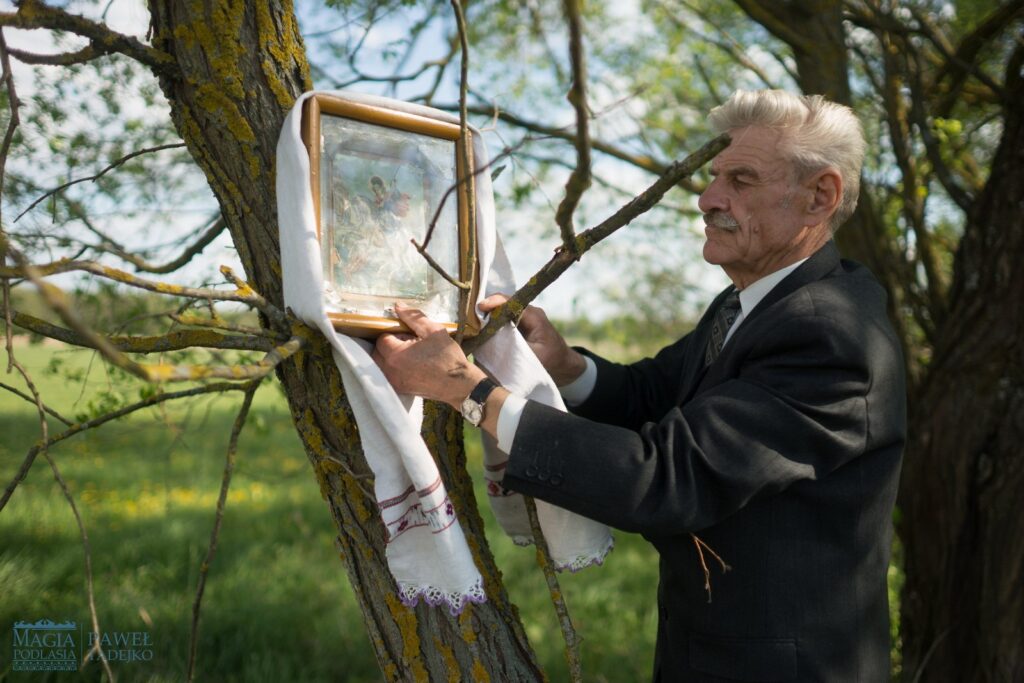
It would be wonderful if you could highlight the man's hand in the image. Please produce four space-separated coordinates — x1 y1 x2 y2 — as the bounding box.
479 294 587 386
373 304 487 408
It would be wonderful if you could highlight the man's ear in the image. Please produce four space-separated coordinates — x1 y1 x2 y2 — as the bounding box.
803 168 842 226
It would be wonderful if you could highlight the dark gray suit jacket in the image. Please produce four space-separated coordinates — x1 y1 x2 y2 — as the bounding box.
504 242 906 682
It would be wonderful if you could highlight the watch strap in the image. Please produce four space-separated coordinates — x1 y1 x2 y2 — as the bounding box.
468 378 499 405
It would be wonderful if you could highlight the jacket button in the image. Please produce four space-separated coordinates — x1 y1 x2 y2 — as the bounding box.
536 470 549 482
524 466 538 478
549 475 562 486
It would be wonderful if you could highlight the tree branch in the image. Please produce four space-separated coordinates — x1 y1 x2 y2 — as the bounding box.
552 0 592 256
187 381 259 683
0 380 73 425
929 0 1024 115
449 0 476 342
463 134 729 354
1 348 116 679
100 216 227 275
9 309 276 352
14 143 187 223
7 44 102 66
0 380 253 513
524 496 582 683
433 102 703 193
0 1 177 77
0 259 288 331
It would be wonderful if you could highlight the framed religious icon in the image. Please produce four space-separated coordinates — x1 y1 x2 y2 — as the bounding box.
302 94 481 338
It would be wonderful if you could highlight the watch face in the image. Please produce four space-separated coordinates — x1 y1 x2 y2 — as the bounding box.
461 398 483 426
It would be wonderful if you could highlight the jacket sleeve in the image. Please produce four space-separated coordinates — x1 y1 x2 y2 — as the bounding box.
504 310 880 536
570 332 696 431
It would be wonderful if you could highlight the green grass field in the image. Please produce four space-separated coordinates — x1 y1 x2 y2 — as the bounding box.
1 343 659 682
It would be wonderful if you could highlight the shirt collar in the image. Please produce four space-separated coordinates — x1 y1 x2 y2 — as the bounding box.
736 258 809 318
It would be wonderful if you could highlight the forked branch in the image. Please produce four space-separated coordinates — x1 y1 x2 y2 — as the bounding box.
463 134 729 354
0 1 177 76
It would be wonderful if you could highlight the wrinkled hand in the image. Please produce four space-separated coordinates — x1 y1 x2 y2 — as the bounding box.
479 294 586 386
373 304 486 407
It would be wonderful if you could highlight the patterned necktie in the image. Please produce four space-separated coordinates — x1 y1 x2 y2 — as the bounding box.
704 290 741 366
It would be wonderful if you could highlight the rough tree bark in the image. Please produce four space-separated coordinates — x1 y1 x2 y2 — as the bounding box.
146 2 543 679
898 45 1024 682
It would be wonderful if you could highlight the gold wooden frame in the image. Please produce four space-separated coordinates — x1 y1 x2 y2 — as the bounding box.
301 94 480 338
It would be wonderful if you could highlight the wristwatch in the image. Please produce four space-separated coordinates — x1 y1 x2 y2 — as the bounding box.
460 378 499 427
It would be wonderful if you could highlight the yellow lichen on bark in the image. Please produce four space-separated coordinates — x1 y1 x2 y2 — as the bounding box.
254 2 301 109
433 636 460 682
384 593 429 683
471 658 492 683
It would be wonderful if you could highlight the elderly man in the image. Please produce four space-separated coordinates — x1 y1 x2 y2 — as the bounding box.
375 90 905 682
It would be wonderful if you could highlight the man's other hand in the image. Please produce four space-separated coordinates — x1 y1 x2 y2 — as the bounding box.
373 304 486 408
479 294 587 386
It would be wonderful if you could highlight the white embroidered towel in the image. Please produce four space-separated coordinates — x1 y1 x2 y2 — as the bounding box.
276 90 612 615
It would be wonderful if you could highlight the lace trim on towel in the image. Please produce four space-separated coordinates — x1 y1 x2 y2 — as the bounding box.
398 576 487 616
509 533 615 572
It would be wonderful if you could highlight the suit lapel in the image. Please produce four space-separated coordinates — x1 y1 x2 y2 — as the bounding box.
689 241 842 395
739 240 841 330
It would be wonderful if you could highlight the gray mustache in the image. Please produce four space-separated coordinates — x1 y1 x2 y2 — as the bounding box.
705 212 740 230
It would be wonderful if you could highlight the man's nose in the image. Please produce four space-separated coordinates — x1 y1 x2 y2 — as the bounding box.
698 177 726 214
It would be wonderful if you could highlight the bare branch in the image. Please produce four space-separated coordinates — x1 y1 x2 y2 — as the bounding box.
15 143 187 223
552 0 592 256
664 0 781 90
928 0 1024 115
9 309 276 352
0 344 115 679
0 259 288 331
7 44 102 66
0 29 21 225
463 134 729 355
0 380 73 425
187 382 259 683
169 311 276 339
434 101 704 194
410 237 471 290
449 0 476 342
523 496 582 681
0 2 177 76
44 449 115 680
96 216 227 275
2 250 299 382
0 380 253 513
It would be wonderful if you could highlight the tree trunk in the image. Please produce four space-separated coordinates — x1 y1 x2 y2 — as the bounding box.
898 47 1024 682
146 2 543 679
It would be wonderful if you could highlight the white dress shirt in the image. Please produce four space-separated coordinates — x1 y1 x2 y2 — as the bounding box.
495 259 809 452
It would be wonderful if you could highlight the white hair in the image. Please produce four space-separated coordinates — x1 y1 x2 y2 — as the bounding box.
708 89 866 231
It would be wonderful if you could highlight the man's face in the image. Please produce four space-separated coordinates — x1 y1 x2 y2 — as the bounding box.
698 126 815 287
